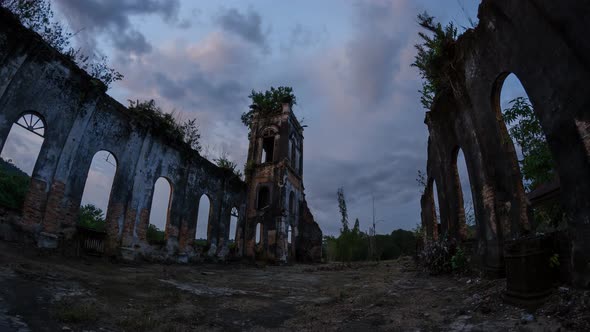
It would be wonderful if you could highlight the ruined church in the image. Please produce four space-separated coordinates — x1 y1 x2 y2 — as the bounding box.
0 7 322 263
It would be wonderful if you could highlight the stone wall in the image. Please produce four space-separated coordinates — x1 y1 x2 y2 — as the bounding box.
0 8 247 262
420 0 590 286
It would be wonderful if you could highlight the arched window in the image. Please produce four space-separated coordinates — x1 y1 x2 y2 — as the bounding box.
494 73 557 230
288 191 295 215
257 186 270 210
1 112 45 176
495 73 554 192
196 194 211 242
229 207 238 241
255 223 262 244
288 225 293 244
261 137 274 163
260 127 277 164
79 151 117 232
453 148 476 239
148 177 172 244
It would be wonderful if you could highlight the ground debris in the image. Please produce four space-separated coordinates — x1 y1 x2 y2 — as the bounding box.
0 242 588 331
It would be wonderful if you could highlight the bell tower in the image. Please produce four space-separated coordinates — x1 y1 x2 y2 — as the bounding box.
244 99 305 262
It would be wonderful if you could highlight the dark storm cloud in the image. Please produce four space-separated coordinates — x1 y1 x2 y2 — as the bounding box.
54 0 180 55
108 32 258 166
215 8 267 50
129 63 246 118
153 72 186 100
112 29 152 54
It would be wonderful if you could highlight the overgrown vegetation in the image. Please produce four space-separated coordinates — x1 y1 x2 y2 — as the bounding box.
78 204 106 232
412 12 459 110
214 153 243 179
127 100 202 152
0 158 30 210
0 0 122 88
418 237 469 275
503 97 563 231
241 86 297 128
147 224 166 245
502 97 554 191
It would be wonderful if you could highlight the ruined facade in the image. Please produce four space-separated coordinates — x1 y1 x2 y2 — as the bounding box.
420 0 590 287
241 102 322 263
0 8 246 261
0 8 321 262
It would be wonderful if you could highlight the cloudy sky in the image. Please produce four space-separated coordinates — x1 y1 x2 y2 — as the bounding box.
1 0 529 237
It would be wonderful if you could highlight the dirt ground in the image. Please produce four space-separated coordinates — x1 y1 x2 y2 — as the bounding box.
0 241 588 331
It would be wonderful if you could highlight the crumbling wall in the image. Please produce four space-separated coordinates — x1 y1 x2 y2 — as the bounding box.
296 199 322 263
0 8 247 262
421 0 590 285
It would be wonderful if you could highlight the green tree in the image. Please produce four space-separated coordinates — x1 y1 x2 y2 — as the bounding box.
241 86 297 128
412 12 458 110
146 224 166 245
78 204 106 232
337 187 349 233
0 158 30 210
352 218 360 234
1 0 123 88
179 118 202 152
502 97 554 191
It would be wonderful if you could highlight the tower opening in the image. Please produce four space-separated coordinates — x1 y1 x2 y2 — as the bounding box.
262 137 274 163
257 186 270 210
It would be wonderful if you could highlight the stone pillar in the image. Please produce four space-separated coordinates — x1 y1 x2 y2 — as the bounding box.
121 181 154 248
256 138 263 163
275 217 288 263
420 185 438 241
103 174 132 254
164 182 187 254
206 196 221 256
178 192 200 254
216 202 232 259
273 134 280 162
